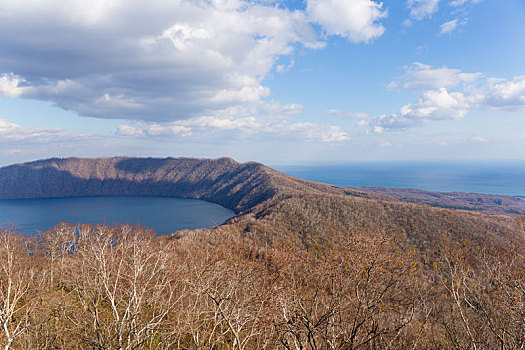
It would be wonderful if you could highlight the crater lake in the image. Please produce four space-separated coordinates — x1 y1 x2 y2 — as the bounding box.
0 196 235 235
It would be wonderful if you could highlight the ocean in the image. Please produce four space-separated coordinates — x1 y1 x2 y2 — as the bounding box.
276 161 525 197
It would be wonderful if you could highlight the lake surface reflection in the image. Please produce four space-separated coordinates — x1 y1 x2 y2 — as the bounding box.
0 196 235 235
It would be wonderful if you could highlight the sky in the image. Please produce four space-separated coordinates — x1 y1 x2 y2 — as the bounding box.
0 0 524 166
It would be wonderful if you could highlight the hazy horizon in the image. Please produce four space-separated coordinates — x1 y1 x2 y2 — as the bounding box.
2 156 525 168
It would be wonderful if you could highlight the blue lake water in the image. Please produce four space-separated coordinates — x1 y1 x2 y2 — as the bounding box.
276 161 525 196
0 196 235 235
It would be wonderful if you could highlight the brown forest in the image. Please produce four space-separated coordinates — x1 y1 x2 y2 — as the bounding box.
1 197 525 349
0 157 524 349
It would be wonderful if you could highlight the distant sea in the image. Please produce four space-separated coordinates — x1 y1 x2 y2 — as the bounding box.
276 161 525 197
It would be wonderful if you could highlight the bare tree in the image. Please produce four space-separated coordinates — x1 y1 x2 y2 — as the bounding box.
63 224 182 349
175 229 277 350
273 232 422 350
39 222 77 287
440 246 525 350
0 226 45 350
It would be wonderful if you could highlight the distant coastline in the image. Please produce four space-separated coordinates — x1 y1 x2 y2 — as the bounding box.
276 161 525 197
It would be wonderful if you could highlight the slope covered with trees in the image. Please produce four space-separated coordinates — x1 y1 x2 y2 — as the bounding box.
0 156 524 349
355 186 525 215
0 157 349 213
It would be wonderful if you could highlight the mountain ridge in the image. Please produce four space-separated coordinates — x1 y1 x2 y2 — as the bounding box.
0 156 351 213
354 186 525 216
1 156 523 217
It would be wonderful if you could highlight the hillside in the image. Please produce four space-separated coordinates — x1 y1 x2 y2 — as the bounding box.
355 186 525 215
0 156 524 349
1 157 522 246
0 157 350 213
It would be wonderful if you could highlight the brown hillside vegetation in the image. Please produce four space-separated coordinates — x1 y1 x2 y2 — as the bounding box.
0 157 524 349
0 157 351 213
354 186 525 216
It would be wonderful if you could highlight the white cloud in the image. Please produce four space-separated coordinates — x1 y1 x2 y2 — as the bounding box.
471 136 489 143
141 124 192 137
114 97 348 142
115 125 144 137
327 109 371 119
306 0 387 43
0 73 29 98
450 0 482 6
0 119 91 143
117 112 350 143
372 126 385 133
439 19 459 34
407 0 440 20
485 76 525 108
281 122 350 142
0 1 317 121
389 62 482 90
400 88 473 120
345 64 525 132
278 103 304 115
276 59 295 73
0 0 387 124
402 19 413 27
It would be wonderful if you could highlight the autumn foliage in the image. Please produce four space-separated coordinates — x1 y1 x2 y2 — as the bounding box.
0 195 524 349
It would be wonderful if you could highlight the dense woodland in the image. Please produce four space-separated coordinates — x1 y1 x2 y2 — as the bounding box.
1 191 524 349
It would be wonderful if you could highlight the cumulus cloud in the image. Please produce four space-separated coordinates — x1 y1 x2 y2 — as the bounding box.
407 0 440 20
117 117 349 142
484 76 525 108
0 0 387 123
115 125 145 137
0 0 311 120
0 73 29 98
306 0 387 43
400 88 473 119
117 104 350 143
341 64 525 132
388 62 482 90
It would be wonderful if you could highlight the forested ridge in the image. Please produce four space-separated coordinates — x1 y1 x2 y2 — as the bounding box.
0 157 524 349
0 157 349 213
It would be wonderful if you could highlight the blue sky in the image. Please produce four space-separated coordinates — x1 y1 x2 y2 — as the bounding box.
0 0 524 166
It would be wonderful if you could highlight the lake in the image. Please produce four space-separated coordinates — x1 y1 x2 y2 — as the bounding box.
0 196 235 235
276 161 525 196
